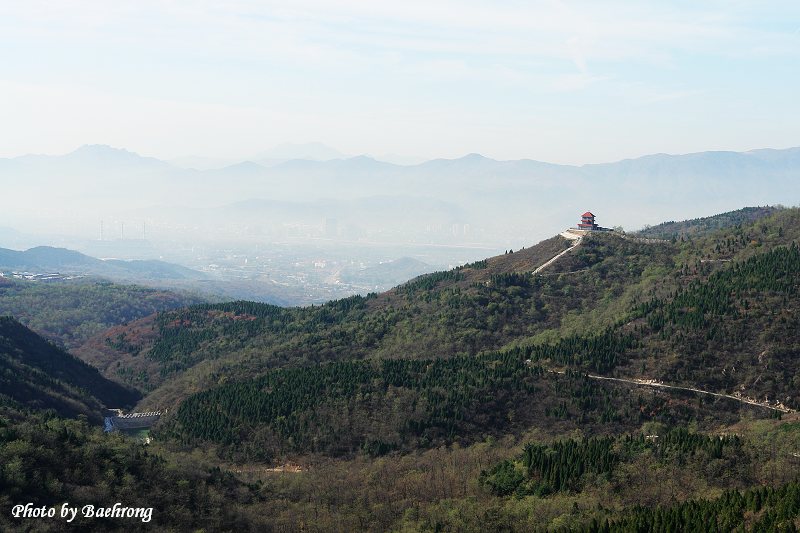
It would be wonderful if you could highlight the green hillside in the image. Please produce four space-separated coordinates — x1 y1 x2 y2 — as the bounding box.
138 209 800 437
0 277 205 348
96 209 800 412
9 205 800 531
636 205 781 240
88 233 679 402
79 209 799 418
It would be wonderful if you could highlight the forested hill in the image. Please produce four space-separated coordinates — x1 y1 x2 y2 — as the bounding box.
161 228 800 457
7 205 800 531
82 232 655 398
83 207 800 416
636 205 780 240
0 317 140 420
144 206 800 532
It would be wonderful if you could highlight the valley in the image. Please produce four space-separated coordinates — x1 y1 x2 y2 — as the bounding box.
5 4 799 529
3 205 800 531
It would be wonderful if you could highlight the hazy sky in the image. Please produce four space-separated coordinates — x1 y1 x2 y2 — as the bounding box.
1 1 799 164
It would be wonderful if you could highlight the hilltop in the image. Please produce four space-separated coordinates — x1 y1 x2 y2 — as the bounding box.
636 205 782 240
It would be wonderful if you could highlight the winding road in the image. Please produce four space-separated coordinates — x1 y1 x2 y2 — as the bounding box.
550 370 795 414
529 230 794 414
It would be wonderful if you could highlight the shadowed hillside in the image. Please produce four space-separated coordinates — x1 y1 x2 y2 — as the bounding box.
0 317 140 420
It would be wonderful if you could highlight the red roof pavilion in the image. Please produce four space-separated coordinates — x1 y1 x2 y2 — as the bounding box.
578 211 598 230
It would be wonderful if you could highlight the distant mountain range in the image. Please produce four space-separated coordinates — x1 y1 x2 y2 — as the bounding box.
2 144 799 245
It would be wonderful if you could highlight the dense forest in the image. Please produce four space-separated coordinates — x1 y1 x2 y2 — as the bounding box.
165 352 542 460
6 401 800 531
594 481 800 532
638 243 800 331
480 428 742 497
0 405 267 532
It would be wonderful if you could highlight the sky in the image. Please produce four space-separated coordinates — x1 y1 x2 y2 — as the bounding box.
1 1 799 164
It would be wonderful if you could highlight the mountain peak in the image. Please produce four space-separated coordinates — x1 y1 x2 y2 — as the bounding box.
70 144 136 156
462 152 489 159
65 144 165 167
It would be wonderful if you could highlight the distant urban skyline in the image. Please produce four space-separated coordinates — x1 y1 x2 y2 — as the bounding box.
2 1 799 164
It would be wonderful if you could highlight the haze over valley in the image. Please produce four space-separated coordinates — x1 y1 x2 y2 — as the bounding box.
3 143 799 304
5 1 800 531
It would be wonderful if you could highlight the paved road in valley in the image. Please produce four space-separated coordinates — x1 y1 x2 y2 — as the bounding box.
550 370 795 413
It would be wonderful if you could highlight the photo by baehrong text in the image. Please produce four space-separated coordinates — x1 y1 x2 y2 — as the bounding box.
11 503 153 523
